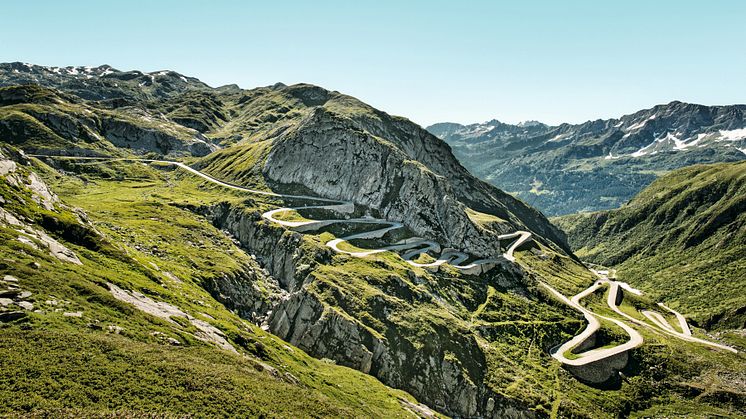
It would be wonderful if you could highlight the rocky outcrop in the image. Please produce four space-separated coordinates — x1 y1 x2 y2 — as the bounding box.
265 110 489 253
265 283 534 418
0 84 217 157
199 265 275 323
99 116 217 156
263 108 567 259
108 282 236 352
269 291 384 374
0 148 82 264
27 106 217 157
198 202 316 292
199 201 535 418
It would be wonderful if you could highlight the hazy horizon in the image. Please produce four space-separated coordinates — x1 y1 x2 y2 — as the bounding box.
4 0 745 126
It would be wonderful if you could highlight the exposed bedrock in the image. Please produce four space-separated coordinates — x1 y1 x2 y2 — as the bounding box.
6 94 216 157
262 108 569 259
199 265 274 323
197 202 536 418
99 117 216 156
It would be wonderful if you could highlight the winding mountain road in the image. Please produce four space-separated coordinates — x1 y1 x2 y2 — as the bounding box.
32 155 531 272
541 270 737 367
31 154 737 368
259 194 531 271
541 280 643 366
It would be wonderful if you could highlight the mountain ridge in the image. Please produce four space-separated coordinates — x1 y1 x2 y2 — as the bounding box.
2 62 745 418
0 63 573 258
428 101 746 215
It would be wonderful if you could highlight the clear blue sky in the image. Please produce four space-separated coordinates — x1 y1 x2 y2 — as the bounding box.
2 1 744 126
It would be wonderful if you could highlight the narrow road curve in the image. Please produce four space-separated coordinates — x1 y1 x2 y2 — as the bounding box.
32 155 531 272
542 271 737 367
656 303 692 336
259 194 531 272
541 280 643 366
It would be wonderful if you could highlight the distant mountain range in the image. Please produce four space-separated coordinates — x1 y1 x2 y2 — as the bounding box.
428 102 746 215
0 62 234 101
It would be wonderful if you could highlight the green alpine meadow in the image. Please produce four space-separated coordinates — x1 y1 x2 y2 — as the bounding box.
1 2 745 418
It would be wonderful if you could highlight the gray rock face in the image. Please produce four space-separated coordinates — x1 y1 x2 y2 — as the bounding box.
200 202 535 418
200 265 275 323
264 108 568 258
0 84 217 158
0 149 83 265
267 286 530 418
269 291 383 375
200 203 311 292
99 117 217 157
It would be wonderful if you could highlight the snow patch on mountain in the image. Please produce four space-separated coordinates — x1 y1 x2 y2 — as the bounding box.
631 141 656 157
604 152 621 160
467 125 495 135
719 128 746 141
625 114 657 132
549 133 573 142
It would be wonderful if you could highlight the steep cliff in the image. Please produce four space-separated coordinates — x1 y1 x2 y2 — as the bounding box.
199 201 567 418
198 84 572 259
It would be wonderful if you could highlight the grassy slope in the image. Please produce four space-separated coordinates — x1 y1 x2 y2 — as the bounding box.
566 282 746 418
0 85 203 157
0 157 424 417
553 161 746 329
2 80 744 417
275 221 745 417
2 153 743 417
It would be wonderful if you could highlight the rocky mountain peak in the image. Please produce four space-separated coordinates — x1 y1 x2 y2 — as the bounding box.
516 120 545 128
283 83 331 107
428 101 746 215
0 62 212 102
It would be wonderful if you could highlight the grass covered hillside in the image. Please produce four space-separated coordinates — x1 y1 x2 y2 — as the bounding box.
0 84 216 158
2 64 745 418
2 148 742 418
553 161 746 330
0 146 429 417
